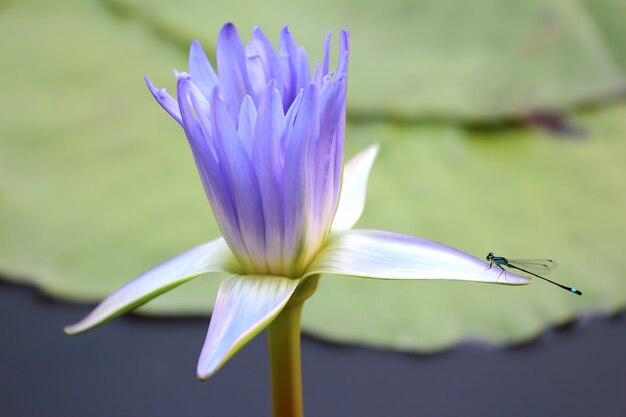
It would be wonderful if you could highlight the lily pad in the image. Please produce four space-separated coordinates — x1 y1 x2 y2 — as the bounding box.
304 108 626 350
1 0 626 353
106 0 626 121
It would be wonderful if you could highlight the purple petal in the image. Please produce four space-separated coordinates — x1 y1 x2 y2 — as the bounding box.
65 238 242 335
177 77 249 264
217 23 251 118
185 80 216 156
295 47 311 93
197 274 299 379
278 26 298 108
307 229 531 285
252 81 285 270
144 75 182 125
282 83 319 270
246 27 284 98
210 88 266 267
189 40 220 98
317 75 346 160
337 29 350 75
310 76 346 221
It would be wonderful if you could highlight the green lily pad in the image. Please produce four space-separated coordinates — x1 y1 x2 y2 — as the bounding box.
1 0 626 353
304 108 626 350
0 0 220 298
106 0 626 121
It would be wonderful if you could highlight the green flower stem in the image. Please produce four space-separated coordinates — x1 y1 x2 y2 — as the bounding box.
268 275 319 417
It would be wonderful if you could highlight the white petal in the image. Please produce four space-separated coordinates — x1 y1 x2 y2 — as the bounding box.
197 275 299 379
307 229 530 284
65 238 242 334
331 145 379 232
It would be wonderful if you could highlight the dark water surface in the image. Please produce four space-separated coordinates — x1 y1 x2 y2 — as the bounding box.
1 282 624 417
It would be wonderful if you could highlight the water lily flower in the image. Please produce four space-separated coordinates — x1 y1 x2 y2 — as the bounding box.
66 23 529 416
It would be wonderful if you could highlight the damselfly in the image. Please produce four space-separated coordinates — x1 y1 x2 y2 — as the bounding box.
485 252 581 295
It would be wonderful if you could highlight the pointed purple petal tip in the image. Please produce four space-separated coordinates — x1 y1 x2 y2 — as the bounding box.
221 22 238 37
145 75 183 125
190 39 202 51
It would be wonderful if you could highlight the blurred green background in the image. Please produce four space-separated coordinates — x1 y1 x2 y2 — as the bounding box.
1 0 625 352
